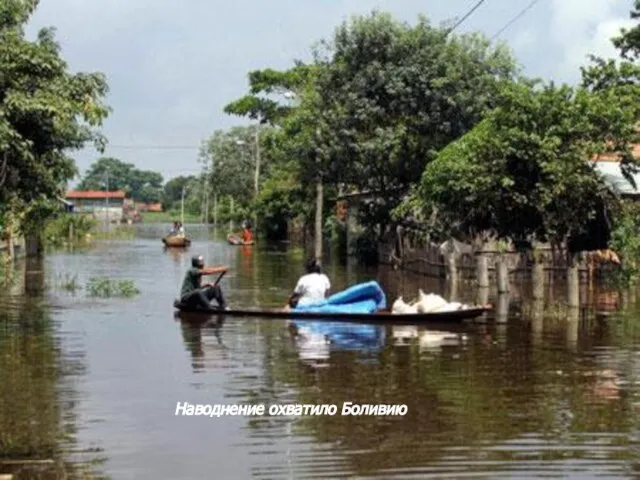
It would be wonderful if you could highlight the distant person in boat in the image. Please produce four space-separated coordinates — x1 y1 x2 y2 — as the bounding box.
176 222 185 237
180 255 228 310
169 221 179 235
287 258 331 308
241 223 252 243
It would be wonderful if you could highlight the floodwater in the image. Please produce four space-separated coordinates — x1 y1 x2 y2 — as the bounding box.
1 224 640 479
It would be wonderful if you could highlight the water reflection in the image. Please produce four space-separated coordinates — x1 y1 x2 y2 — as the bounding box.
0 266 106 479
163 245 188 265
289 321 385 367
176 314 227 373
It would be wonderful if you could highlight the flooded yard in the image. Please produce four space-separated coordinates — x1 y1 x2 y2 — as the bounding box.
1 225 640 479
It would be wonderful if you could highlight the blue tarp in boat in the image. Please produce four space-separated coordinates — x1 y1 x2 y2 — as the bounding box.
293 281 387 314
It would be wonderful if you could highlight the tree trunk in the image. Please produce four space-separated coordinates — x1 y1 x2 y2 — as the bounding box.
532 259 545 302
314 177 323 261
25 234 42 258
476 250 489 288
567 252 580 308
6 214 14 260
476 285 489 306
496 254 509 293
447 252 458 285
496 293 510 323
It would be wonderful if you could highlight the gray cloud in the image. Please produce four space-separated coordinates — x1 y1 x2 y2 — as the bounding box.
24 0 634 184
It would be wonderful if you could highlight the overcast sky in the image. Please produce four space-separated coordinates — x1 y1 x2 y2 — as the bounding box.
25 0 635 185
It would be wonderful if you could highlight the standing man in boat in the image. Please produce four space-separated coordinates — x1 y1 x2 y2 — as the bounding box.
287 258 331 308
180 255 228 310
241 221 253 244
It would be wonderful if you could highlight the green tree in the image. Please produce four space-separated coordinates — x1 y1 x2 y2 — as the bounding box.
163 175 196 211
305 11 518 233
78 157 164 203
612 0 640 60
224 63 316 126
224 64 323 239
403 79 636 252
0 0 110 234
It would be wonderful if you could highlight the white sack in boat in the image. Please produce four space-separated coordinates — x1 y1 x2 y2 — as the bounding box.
391 296 418 314
431 301 465 313
415 290 448 313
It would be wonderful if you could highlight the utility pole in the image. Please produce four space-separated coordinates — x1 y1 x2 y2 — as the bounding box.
253 127 260 231
105 170 109 232
181 186 185 225
254 128 260 197
204 186 209 225
213 193 218 226
315 174 323 261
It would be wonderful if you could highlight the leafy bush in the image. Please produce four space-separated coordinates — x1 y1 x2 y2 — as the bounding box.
86 278 140 298
609 201 640 286
44 214 96 246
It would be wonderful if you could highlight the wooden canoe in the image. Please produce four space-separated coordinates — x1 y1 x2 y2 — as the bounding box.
172 299 491 324
162 235 191 247
227 234 254 246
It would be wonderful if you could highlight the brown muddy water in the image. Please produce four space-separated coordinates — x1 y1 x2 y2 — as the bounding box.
1 224 640 479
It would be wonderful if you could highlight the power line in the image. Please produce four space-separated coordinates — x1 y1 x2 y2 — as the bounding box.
491 0 542 41
105 145 201 150
447 0 487 35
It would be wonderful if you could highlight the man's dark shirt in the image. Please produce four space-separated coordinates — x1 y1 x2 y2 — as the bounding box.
181 267 203 297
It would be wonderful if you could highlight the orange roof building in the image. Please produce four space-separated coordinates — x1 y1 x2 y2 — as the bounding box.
65 190 126 217
66 190 126 199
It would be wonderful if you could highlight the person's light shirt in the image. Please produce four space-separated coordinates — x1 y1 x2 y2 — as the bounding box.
294 273 330 305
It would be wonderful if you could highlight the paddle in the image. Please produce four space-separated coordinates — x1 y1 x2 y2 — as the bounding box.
212 269 227 288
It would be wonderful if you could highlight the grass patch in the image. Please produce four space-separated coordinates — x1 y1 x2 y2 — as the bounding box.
0 259 20 288
92 225 137 240
51 272 81 293
519 302 577 320
86 278 140 298
141 211 201 224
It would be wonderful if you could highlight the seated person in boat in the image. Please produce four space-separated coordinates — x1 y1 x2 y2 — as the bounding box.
176 222 185 237
287 258 331 308
180 255 228 310
169 221 179 235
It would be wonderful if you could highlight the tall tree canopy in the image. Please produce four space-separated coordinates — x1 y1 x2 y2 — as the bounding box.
612 0 640 60
198 125 263 203
306 12 518 231
0 0 110 222
223 63 316 126
163 175 197 211
78 157 164 203
403 80 633 247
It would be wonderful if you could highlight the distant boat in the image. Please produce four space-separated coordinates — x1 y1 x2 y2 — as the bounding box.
162 187 191 248
162 235 191 248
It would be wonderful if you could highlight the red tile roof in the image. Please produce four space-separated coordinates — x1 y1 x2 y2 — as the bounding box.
66 190 126 199
593 142 640 162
